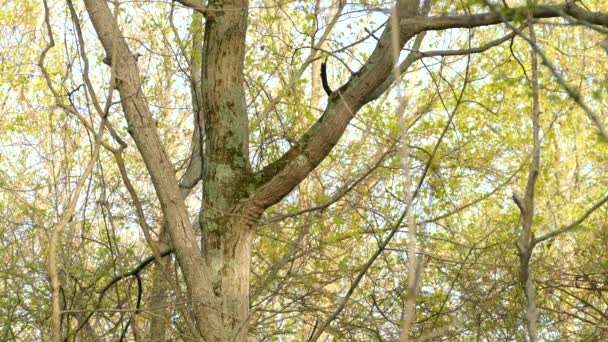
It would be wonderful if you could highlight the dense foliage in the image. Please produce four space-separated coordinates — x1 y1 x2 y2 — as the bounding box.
1 0 608 340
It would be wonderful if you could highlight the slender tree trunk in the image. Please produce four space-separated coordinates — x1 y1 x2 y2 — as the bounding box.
514 18 541 342
147 229 172 342
83 0 218 339
148 9 204 339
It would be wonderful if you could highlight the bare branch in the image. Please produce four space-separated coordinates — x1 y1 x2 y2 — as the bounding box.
534 192 608 245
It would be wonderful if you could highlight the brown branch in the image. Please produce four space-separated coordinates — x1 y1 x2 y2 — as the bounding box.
174 0 207 14
251 0 420 210
178 11 205 194
264 146 394 223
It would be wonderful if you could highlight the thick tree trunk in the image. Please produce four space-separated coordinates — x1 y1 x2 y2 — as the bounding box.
198 0 257 339
202 218 257 340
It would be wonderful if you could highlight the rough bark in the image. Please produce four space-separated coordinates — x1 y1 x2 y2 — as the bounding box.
250 0 420 210
198 0 260 339
406 4 608 32
82 0 219 339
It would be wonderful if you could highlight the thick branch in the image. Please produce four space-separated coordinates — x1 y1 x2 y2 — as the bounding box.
82 0 214 337
410 4 608 32
250 2 608 210
174 0 207 14
264 146 394 223
251 1 419 209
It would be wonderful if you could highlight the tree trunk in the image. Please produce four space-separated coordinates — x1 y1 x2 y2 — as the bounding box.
201 218 257 340
199 0 258 339
147 228 172 342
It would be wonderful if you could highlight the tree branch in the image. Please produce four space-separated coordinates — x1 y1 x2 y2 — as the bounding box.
533 192 608 245
82 0 214 336
250 0 420 209
408 4 608 32
174 0 207 14
250 2 608 211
